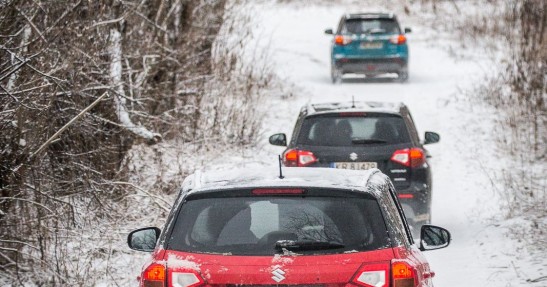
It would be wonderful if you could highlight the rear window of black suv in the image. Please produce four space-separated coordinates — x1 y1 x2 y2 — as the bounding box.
167 191 391 255
296 114 411 146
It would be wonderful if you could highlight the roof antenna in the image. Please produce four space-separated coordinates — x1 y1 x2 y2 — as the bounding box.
278 155 284 179
352 95 356 108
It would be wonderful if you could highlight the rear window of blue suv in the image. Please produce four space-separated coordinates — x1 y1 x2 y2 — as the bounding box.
342 18 400 34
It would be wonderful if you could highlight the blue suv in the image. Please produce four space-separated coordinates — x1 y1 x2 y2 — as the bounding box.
325 13 411 83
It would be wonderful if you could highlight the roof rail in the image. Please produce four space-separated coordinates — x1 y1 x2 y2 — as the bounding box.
193 170 202 190
305 102 316 114
182 169 202 193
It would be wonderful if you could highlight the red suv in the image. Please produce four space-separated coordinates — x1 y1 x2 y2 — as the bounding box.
128 167 450 287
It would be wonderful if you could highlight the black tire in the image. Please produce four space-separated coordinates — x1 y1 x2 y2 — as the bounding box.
397 70 409 82
331 64 342 84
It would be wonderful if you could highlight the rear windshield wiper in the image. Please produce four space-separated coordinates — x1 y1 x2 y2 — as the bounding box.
275 240 345 251
352 138 387 144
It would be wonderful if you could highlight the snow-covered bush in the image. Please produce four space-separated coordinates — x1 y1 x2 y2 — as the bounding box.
0 0 272 285
421 0 545 243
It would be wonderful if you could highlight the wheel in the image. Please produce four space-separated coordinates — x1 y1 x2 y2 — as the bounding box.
397 70 409 82
331 64 342 84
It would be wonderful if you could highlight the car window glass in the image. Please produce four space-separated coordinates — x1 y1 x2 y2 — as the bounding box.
376 185 410 246
297 115 411 146
342 19 400 34
168 195 390 255
405 113 420 144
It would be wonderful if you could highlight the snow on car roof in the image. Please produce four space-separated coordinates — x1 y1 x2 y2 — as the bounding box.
306 101 404 115
182 167 383 195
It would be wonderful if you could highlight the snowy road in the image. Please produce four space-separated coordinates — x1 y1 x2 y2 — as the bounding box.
248 3 543 287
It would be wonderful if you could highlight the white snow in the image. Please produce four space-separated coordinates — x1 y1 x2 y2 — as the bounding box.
166 254 200 271
190 166 378 193
109 28 161 142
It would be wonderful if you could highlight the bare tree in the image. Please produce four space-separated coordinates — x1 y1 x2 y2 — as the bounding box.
0 0 277 284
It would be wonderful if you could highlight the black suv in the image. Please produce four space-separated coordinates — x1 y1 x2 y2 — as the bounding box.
269 101 440 231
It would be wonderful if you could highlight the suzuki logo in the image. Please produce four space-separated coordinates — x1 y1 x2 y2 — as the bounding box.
349 152 358 161
271 268 286 283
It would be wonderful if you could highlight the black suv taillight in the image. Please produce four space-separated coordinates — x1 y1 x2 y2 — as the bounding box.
391 148 425 167
283 149 318 167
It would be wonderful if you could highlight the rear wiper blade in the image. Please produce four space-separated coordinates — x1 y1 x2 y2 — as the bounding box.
352 138 387 144
275 240 345 251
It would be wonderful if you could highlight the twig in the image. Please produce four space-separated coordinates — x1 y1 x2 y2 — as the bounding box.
111 181 170 212
16 9 47 42
29 92 109 159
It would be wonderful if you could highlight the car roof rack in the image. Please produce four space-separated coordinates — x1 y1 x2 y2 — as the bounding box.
305 102 316 114
181 169 202 193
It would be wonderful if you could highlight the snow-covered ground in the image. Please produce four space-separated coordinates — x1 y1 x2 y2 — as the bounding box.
231 2 546 287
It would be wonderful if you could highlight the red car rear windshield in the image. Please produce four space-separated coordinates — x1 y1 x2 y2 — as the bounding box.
296 115 411 146
167 194 390 255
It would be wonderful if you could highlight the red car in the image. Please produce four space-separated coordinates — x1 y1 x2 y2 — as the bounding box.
128 167 450 287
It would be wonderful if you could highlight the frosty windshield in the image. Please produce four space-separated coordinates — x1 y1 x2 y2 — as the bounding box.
297 115 411 146
167 194 390 255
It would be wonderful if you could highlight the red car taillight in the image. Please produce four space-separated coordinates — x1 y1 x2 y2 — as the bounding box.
389 34 407 45
350 261 418 287
171 271 204 287
391 148 425 167
335 35 352 45
283 149 318 167
142 263 166 287
391 261 418 287
350 262 390 287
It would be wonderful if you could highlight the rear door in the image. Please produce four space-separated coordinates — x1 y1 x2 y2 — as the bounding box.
294 113 413 189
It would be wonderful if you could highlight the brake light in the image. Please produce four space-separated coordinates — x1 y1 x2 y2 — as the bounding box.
335 35 352 45
391 261 417 287
252 188 305 195
398 194 414 199
391 148 425 167
142 263 165 287
351 262 390 287
389 34 407 45
172 271 204 287
339 112 366 117
283 149 318 167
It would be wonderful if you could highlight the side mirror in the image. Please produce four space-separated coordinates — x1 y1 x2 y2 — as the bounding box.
419 225 451 251
269 133 287 147
128 227 161 252
324 28 334 35
424 131 440 145
404 27 412 33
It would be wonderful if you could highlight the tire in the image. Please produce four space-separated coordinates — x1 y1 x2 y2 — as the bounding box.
397 70 409 83
331 64 342 84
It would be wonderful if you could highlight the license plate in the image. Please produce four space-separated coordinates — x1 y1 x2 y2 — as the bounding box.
331 162 378 170
360 42 383 49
